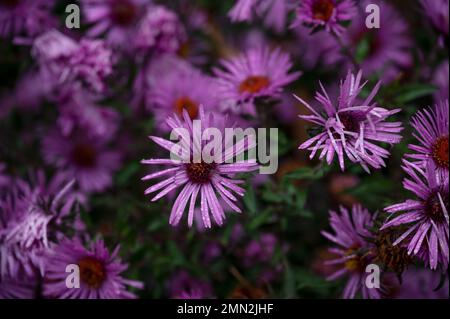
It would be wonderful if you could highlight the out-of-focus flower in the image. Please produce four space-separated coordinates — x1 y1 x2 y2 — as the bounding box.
0 163 9 188
168 270 213 299
141 107 259 228
421 0 449 36
42 128 121 194
228 0 293 33
241 233 277 267
132 5 186 57
145 57 218 131
0 173 79 280
32 29 114 97
432 61 449 103
293 0 356 35
0 0 56 41
322 205 381 299
43 238 143 299
407 100 449 177
382 161 449 271
81 0 147 46
0 276 35 299
343 0 412 83
213 45 300 116
393 268 449 299
297 70 403 172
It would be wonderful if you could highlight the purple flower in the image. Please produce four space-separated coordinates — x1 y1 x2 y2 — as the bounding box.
0 0 56 40
297 70 403 172
81 0 147 46
294 0 356 35
432 61 449 103
0 276 35 299
242 233 277 267
168 270 213 299
421 0 449 36
407 100 449 177
343 0 412 83
145 57 218 131
0 172 79 280
382 161 449 271
322 205 381 299
32 29 114 97
213 45 300 116
141 107 259 228
228 0 292 33
0 163 9 188
394 268 449 299
43 238 143 299
132 5 186 57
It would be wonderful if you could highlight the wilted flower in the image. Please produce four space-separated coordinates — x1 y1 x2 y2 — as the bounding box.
213 45 300 115
141 107 259 228
293 0 356 35
407 100 449 177
297 70 403 172
43 238 143 299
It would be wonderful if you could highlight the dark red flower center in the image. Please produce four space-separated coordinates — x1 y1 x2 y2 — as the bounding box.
174 97 199 119
239 76 270 94
72 144 97 168
338 111 362 133
110 0 137 26
432 135 449 168
425 189 449 223
78 257 106 288
0 0 20 8
185 162 216 184
312 0 335 22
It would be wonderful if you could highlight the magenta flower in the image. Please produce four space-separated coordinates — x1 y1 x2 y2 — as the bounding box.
228 0 292 32
145 57 218 131
382 161 449 271
322 205 381 299
294 0 356 35
168 270 213 299
32 29 114 96
297 70 403 172
81 0 147 46
394 268 449 299
141 108 259 228
43 238 143 299
213 45 301 116
432 61 449 103
132 5 186 57
0 0 56 40
343 0 412 83
242 233 278 267
407 100 449 177
421 0 449 36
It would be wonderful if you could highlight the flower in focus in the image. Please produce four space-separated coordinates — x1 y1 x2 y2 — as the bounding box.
43 238 143 299
297 70 403 172
168 270 213 299
293 0 356 35
81 0 147 46
322 205 381 299
32 29 114 97
132 5 186 57
0 0 56 40
382 161 449 271
421 0 449 36
141 107 259 228
228 0 292 33
213 45 301 116
406 100 449 177
343 0 412 83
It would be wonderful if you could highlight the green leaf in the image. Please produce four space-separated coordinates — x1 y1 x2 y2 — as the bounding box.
243 184 257 214
395 84 437 104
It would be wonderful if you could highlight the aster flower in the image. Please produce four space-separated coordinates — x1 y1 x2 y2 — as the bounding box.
241 233 278 267
132 5 186 57
406 100 449 177
168 270 213 299
421 0 449 36
145 57 218 131
394 268 449 299
213 45 301 116
0 172 79 280
322 205 382 299
0 0 56 40
343 0 412 83
432 61 449 103
141 107 259 228
43 238 143 299
293 0 356 35
42 128 121 194
382 161 449 271
0 276 35 299
32 29 114 97
81 0 147 46
297 70 403 172
228 0 292 33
